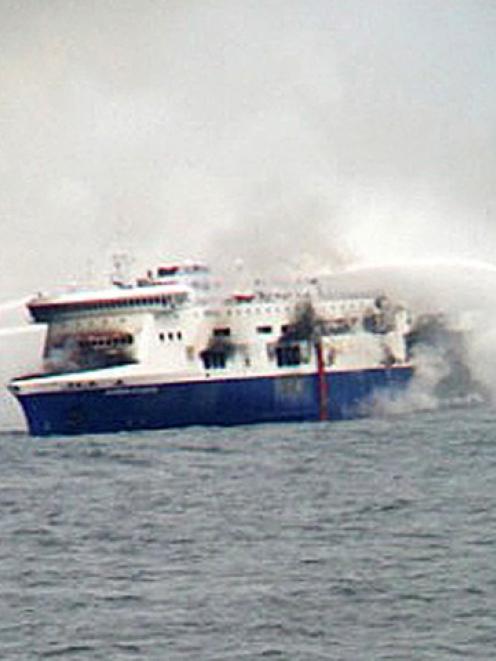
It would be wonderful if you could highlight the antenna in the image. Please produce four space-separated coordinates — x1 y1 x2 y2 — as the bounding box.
111 252 133 287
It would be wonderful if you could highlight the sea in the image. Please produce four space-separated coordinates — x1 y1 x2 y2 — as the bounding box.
1 404 495 660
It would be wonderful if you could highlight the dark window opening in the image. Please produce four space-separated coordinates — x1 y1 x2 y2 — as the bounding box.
257 325 272 334
201 351 226 370
77 334 133 349
276 344 301 367
157 266 179 277
213 327 231 337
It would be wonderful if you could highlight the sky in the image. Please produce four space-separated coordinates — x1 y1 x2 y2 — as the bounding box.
1 0 495 299
1 0 496 427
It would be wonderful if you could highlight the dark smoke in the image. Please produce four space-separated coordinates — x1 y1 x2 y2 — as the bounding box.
279 300 324 343
406 313 485 402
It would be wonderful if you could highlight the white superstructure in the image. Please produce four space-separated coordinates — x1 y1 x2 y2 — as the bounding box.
9 261 414 436
21 262 410 386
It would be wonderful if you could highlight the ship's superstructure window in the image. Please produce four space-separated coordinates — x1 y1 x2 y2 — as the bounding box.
30 292 189 321
177 331 182 341
201 351 226 370
276 344 301 367
257 325 272 334
213 327 231 337
77 334 133 349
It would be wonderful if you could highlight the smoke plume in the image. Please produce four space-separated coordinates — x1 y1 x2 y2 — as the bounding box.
1 2 496 427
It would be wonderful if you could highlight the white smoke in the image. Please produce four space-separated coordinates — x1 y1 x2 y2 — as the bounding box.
332 259 496 413
368 346 449 418
1 2 496 294
1 2 496 428
464 316 496 406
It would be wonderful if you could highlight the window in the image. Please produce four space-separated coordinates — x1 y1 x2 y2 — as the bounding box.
177 331 182 341
276 344 301 367
159 333 165 342
213 327 231 337
201 351 226 370
257 325 272 334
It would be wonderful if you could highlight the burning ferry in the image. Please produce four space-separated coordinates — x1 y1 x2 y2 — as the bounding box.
8 261 414 436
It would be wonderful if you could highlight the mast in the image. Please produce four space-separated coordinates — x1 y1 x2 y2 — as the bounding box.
315 340 328 421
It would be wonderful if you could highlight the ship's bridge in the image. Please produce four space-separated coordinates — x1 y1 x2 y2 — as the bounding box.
28 284 192 323
136 261 213 291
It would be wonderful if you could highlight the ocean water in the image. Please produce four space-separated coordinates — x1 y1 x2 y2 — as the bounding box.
1 405 496 660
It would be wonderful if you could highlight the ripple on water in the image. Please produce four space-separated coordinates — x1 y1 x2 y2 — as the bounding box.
0 407 496 659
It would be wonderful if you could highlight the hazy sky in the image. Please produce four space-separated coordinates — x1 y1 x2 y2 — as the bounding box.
2 0 496 298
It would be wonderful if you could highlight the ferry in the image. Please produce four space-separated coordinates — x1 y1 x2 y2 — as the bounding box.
8 261 414 436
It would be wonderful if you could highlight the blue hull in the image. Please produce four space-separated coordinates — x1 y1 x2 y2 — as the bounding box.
16 367 413 437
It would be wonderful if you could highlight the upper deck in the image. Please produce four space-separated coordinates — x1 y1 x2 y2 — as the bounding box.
27 260 216 323
28 284 192 323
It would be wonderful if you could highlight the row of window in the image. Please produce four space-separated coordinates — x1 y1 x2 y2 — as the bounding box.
159 331 183 342
78 335 134 349
201 351 226 370
72 337 317 370
210 321 370 339
200 342 304 371
211 325 275 337
37 293 188 317
225 308 288 317
222 302 367 317
210 325 291 336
